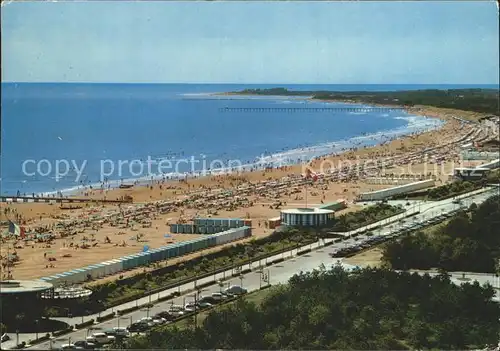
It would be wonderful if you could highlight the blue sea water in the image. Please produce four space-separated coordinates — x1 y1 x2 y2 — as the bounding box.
1 83 494 196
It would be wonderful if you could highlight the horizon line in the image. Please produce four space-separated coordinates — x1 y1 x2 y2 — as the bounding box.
2 82 499 86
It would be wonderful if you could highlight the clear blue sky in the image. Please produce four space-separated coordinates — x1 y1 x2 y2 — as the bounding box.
1 1 498 84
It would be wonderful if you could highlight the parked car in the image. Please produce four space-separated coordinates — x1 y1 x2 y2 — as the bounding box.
211 292 228 302
154 311 174 320
198 295 219 304
168 305 185 317
152 317 167 325
111 327 129 337
139 317 157 327
196 302 213 309
127 322 149 333
60 344 81 350
73 340 96 349
87 332 115 345
184 303 196 312
1 334 10 343
220 291 235 298
224 285 247 295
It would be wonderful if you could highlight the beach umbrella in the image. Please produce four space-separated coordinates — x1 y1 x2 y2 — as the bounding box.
142 245 150 252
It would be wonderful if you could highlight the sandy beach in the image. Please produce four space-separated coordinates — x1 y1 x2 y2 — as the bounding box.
1 103 494 282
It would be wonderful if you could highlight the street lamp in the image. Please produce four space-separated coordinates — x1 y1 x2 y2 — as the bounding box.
118 317 129 328
262 271 269 287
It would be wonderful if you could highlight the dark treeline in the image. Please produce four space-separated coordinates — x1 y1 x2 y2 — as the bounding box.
238 88 499 115
124 266 500 350
383 195 500 272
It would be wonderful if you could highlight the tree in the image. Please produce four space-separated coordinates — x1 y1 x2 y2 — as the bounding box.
121 266 500 350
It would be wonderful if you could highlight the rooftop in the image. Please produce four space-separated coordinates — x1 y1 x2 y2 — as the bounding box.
281 208 334 215
0 280 53 294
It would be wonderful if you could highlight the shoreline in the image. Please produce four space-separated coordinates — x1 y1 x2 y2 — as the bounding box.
2 96 449 199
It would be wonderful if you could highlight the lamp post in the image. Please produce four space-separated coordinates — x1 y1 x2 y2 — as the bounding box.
262 271 269 287
118 317 129 328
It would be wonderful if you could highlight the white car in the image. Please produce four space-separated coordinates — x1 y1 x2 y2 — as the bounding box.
224 285 248 295
184 303 196 312
87 332 115 345
168 305 185 317
60 344 80 350
151 317 167 325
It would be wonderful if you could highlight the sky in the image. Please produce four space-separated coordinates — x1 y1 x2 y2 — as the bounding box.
1 1 499 84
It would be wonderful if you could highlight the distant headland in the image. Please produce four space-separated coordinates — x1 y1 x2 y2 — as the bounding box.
223 87 499 115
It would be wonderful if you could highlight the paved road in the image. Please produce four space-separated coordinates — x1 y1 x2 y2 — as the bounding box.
12 186 499 350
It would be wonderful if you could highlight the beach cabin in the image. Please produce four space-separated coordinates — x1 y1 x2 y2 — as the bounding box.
71 268 87 283
156 246 167 261
128 254 140 270
92 264 107 278
100 261 114 276
110 259 124 275
149 248 161 263
121 255 134 271
53 273 70 287
80 266 94 281
63 270 77 284
98 261 112 276
138 252 151 266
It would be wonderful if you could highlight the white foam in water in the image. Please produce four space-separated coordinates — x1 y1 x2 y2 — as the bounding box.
41 113 443 197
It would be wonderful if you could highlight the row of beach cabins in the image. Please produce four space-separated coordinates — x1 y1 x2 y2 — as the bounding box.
170 218 252 234
38 225 252 287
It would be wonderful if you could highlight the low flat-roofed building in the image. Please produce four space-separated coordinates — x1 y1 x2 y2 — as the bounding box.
453 167 490 181
280 207 334 227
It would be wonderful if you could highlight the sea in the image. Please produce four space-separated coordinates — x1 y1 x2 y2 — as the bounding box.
0 83 495 196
